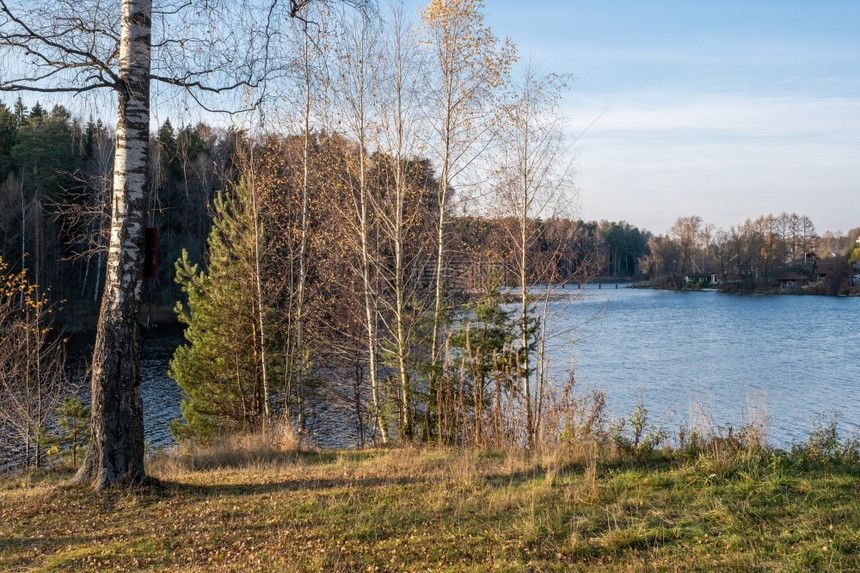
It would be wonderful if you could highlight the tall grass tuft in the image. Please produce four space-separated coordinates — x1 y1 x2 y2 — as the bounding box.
150 420 300 476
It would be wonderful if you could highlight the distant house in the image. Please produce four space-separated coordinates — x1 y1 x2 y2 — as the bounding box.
777 272 809 289
788 252 818 267
814 258 837 280
683 273 718 284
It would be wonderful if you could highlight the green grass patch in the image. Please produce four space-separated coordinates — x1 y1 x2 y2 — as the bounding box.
1 447 858 572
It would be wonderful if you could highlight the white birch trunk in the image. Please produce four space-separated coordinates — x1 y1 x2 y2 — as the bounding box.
342 16 389 444
249 168 271 424
389 6 413 440
294 28 313 431
74 0 150 489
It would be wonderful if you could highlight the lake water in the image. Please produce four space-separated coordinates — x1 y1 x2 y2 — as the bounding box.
140 326 185 450
538 286 860 447
134 288 860 450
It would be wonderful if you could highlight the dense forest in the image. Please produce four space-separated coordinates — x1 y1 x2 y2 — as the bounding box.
0 98 652 331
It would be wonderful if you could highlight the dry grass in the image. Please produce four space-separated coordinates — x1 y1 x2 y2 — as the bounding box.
2 441 859 572
150 422 301 476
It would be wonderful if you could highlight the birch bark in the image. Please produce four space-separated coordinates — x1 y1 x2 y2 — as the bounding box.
73 0 151 489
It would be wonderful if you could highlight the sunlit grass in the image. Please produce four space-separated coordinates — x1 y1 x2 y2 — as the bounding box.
1 444 858 572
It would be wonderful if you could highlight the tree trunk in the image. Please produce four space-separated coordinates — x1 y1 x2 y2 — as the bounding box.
521 222 533 448
344 16 388 444
389 15 412 440
294 28 313 431
19 173 26 307
249 164 270 425
360 149 388 444
428 126 450 441
74 0 150 490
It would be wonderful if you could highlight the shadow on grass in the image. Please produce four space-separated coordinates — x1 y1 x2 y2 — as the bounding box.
156 472 428 499
148 447 380 474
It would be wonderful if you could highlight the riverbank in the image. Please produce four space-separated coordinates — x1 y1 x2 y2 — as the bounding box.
3 440 859 572
630 280 860 296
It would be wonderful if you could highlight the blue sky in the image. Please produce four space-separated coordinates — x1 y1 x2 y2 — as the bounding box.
473 0 860 234
9 1 855 235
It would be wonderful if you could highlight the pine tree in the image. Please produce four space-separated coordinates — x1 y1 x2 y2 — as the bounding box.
55 397 90 468
448 286 516 445
169 185 278 441
0 102 17 180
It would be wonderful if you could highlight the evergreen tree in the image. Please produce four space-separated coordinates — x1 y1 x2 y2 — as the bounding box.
450 287 516 394
156 118 177 177
55 397 90 468
27 101 45 122
169 185 279 441
0 102 17 180
13 97 26 128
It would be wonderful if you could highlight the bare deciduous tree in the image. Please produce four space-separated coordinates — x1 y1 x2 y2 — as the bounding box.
420 0 515 439
0 257 68 470
490 64 574 447
669 215 703 280
54 120 114 303
374 0 431 441
333 9 390 442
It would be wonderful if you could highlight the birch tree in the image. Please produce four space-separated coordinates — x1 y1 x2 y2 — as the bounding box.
290 21 317 432
420 0 514 439
333 9 390 442
374 0 429 440
262 7 332 430
491 65 574 447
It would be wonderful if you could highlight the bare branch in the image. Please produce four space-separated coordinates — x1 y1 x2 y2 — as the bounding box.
0 1 120 88
0 82 113 93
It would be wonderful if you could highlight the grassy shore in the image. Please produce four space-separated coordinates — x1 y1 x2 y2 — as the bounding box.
2 436 859 572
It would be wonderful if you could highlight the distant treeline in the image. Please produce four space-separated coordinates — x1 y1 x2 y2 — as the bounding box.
641 215 860 294
0 99 244 328
0 99 656 331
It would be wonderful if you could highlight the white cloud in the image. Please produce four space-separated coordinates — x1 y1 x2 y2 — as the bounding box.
571 94 860 138
566 94 860 233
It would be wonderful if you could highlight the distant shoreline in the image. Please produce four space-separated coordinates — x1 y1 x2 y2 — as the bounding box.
628 281 860 297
